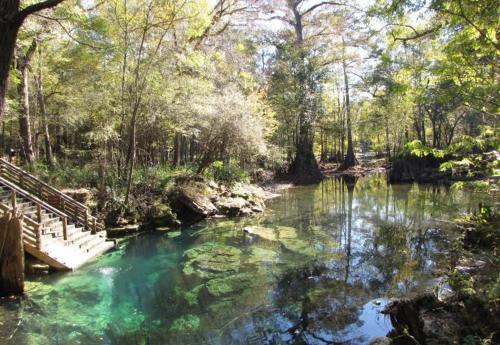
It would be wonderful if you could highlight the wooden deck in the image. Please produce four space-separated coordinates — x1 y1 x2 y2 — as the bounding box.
0 159 114 270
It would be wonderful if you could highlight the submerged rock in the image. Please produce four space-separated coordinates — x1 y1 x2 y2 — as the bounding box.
243 225 297 242
183 285 203 306
170 314 200 332
243 226 317 257
247 247 278 264
279 238 316 257
205 272 254 297
107 224 141 238
183 242 242 279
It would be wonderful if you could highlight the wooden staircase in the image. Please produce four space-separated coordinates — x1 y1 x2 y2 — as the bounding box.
0 158 115 270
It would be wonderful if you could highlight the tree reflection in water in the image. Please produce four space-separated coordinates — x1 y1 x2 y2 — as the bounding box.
1 174 489 345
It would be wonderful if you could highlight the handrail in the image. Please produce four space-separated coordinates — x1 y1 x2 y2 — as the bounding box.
0 200 42 250
0 158 88 209
0 176 69 240
0 176 68 219
0 158 104 233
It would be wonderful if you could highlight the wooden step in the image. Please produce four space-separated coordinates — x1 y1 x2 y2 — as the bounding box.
0 162 111 271
78 234 106 252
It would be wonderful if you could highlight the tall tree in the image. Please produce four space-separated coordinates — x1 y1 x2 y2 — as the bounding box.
266 0 350 183
0 0 66 120
339 37 358 169
17 37 37 163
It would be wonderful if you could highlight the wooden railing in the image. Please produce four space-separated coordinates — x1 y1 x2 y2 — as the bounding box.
0 194 43 250
0 176 70 241
0 158 104 233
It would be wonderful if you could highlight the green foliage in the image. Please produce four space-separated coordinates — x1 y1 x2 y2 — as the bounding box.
451 181 490 192
204 161 249 185
487 274 500 303
446 128 499 156
25 161 100 188
403 140 445 158
133 165 195 193
448 270 476 297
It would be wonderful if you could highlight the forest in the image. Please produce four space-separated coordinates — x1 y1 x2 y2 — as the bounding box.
0 0 498 344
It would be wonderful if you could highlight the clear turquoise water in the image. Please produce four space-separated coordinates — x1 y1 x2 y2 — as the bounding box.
0 175 490 345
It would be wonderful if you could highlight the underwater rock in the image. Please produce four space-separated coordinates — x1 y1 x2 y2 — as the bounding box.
166 230 182 238
170 314 200 332
205 272 254 297
247 247 278 264
206 299 235 314
183 242 242 279
243 225 297 242
279 238 316 257
183 285 203 306
107 224 141 238
242 226 276 241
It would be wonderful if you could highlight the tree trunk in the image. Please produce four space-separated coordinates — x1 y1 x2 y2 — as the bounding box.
124 111 136 206
173 132 181 167
287 4 323 184
0 0 66 120
17 38 37 163
34 45 54 166
0 212 24 296
340 41 358 170
0 14 22 120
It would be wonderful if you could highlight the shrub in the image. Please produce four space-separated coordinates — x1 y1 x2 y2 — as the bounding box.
402 140 445 158
204 160 249 184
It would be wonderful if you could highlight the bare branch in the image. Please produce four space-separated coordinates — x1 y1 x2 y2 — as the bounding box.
17 0 66 22
301 1 346 16
390 24 442 43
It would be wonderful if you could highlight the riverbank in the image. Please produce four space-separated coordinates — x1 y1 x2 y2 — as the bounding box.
378 198 499 344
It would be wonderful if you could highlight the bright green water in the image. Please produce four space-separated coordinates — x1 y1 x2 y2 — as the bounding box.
0 175 490 345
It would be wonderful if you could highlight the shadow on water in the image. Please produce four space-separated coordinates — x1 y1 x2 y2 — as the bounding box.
0 174 492 345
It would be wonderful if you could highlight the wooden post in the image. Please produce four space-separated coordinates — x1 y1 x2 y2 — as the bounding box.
36 204 42 223
62 216 68 240
92 218 97 235
0 213 11 264
11 189 16 209
19 174 24 189
0 212 25 296
35 223 41 250
85 210 89 230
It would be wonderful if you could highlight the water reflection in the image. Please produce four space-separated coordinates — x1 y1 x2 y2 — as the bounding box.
0 174 489 345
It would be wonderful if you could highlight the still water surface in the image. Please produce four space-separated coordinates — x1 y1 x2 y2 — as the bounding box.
0 175 490 344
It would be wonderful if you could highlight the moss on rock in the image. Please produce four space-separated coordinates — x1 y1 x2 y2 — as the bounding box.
279 238 316 257
183 242 242 279
205 272 254 298
169 314 200 332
